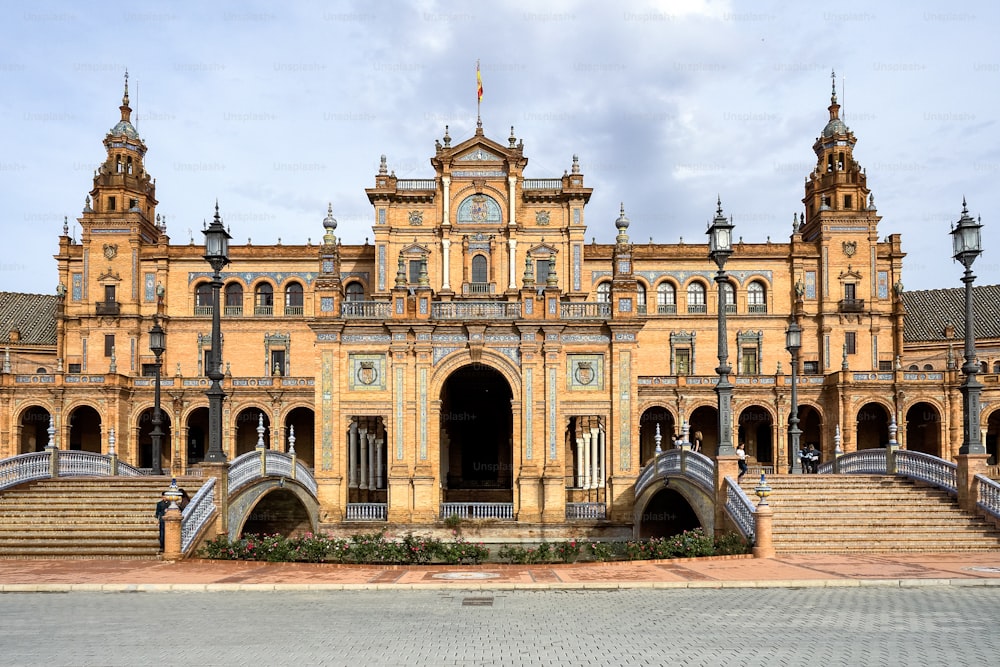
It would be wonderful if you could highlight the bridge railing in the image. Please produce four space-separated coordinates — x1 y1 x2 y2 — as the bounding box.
975 474 1000 521
817 448 887 474
227 450 317 497
0 452 52 492
635 449 716 499
1 450 146 492
724 477 756 541
181 477 217 553
894 450 958 494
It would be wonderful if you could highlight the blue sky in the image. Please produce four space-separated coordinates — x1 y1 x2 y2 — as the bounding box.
1 0 998 294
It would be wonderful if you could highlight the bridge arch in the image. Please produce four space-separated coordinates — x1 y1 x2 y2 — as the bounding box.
633 466 715 539
228 478 319 541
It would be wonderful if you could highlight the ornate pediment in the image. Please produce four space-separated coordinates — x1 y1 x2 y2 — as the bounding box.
838 264 863 280
400 241 430 255
456 147 503 162
97 268 122 282
527 243 558 256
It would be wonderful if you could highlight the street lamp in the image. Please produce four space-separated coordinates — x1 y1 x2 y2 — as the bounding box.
203 202 231 463
785 320 803 473
707 198 736 456
149 317 166 475
951 199 985 455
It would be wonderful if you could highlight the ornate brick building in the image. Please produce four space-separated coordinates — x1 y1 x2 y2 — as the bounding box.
1 77 997 532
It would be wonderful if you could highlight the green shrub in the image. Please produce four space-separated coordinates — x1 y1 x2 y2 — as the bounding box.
553 540 582 563
713 531 752 555
587 540 618 562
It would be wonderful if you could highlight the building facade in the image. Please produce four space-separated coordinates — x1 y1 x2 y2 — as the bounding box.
1 78 998 532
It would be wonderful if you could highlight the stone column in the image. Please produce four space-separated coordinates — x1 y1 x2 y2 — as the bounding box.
348 419 358 488
442 175 451 226
582 431 592 489
596 427 606 488
163 504 183 561
507 239 517 290
441 238 451 291
367 432 377 491
752 503 775 559
575 436 584 487
957 453 989 512
359 426 368 490
375 437 384 489
590 426 601 489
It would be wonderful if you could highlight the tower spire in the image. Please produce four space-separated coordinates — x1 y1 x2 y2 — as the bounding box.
120 69 131 122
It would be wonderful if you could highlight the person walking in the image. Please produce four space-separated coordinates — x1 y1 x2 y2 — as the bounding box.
154 494 170 552
736 442 748 482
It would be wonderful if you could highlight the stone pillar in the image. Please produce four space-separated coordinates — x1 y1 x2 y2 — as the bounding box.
752 503 775 558
200 461 229 536
367 432 377 491
957 453 989 512
582 431 592 489
575 437 584 487
358 427 368 490
507 239 517 290
163 505 182 561
348 419 358 488
713 456 740 539
441 238 451 291
590 426 601 489
375 437 384 489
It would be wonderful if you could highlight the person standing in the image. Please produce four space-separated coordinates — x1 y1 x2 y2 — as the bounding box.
736 442 748 482
154 494 170 552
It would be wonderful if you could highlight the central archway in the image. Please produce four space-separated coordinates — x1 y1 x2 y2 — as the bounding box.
440 364 513 503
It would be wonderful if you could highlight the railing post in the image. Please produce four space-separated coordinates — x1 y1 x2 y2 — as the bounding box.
46 416 59 479
162 478 183 561
957 454 989 512
752 474 774 558
832 424 843 474
108 427 118 476
256 413 267 476
288 425 297 480
886 416 899 474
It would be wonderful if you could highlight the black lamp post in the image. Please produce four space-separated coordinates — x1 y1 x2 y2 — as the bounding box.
149 317 166 475
203 203 231 463
785 320 803 473
708 198 736 456
951 199 985 456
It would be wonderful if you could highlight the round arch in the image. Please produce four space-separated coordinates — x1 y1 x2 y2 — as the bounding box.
737 404 774 464
67 404 102 453
633 475 715 539
687 404 719 456
228 480 319 540
856 401 892 450
184 405 210 465
283 406 316 468
986 409 1000 466
136 407 173 470
234 406 271 456
639 405 675 466
431 350 522 399
905 401 943 456
17 405 52 453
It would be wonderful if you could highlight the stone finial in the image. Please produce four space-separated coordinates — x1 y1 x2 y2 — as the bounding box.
522 252 535 288
654 423 662 454
834 424 843 455
288 425 296 455
108 427 116 456
395 254 407 288
443 125 451 147
256 413 266 450
571 154 580 174
378 155 387 175
46 416 57 450
509 126 516 148
546 254 558 286
418 256 430 286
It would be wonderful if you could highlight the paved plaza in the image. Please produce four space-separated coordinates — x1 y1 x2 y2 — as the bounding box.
2 587 1000 665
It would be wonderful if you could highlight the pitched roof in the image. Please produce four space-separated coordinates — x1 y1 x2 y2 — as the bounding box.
902 284 1000 342
0 292 58 346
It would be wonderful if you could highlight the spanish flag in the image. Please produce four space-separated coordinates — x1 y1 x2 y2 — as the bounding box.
477 61 483 102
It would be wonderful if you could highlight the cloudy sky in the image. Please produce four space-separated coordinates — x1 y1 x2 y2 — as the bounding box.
1 0 998 294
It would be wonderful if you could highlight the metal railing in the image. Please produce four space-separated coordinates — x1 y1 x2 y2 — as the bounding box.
346 503 387 521
724 477 756 541
560 302 611 319
440 502 514 520
895 450 958 494
463 282 495 295
432 302 521 319
657 304 677 314
341 301 392 319
181 477 217 553
838 298 865 312
975 474 1000 521
224 305 243 316
565 502 606 520
747 304 767 314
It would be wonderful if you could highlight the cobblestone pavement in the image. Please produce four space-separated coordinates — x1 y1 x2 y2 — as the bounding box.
1 587 999 666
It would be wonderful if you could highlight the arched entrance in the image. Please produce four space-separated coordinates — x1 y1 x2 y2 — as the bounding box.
137 408 173 470
186 407 209 465
235 408 270 456
239 488 312 538
905 402 942 456
284 407 315 468
737 405 773 464
636 488 701 538
19 406 51 453
986 409 1000 466
856 402 891 450
68 405 102 452
639 406 675 465
688 405 719 456
798 405 823 452
440 364 513 503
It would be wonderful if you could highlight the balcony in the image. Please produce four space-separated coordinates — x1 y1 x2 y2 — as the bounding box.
345 503 387 521
396 179 436 190
433 301 521 319
561 302 612 319
462 282 495 295
341 301 392 319
838 298 865 313
254 304 274 316
522 178 563 189
284 305 304 316
657 304 677 315
748 303 768 314
224 305 243 316
95 301 120 316
688 304 707 314
724 304 737 314
193 305 213 316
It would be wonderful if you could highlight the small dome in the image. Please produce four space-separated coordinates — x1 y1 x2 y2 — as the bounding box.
322 203 337 230
615 203 630 230
110 120 140 140
822 117 848 138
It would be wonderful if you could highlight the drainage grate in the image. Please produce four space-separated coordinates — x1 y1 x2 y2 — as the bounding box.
462 596 494 607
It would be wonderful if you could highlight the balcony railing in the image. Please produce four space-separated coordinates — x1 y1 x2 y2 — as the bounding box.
396 179 436 190
523 178 562 189
95 301 120 316
724 304 736 314
224 305 243 316
839 298 865 312
657 304 677 314
747 303 768 314
560 302 611 319
341 301 392 319
688 304 707 314
346 503 387 521
565 502 606 520
193 305 213 316
284 305 304 316
432 302 521 319
463 282 495 295
254 304 274 316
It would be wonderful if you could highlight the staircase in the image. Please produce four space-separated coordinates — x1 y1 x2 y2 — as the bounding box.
0 477 202 558
744 474 1000 554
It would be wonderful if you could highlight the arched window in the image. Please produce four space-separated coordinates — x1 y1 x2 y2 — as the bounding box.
908 365 919 371
923 364 934 371
637 285 647 314
472 255 489 284
747 281 766 313
224 283 243 316
993 361 1000 374
981 361 989 374
194 282 213 315
596 282 612 304
687 282 706 314
345 282 365 302
721 282 736 314
657 283 676 314
284 282 304 314
255 283 274 316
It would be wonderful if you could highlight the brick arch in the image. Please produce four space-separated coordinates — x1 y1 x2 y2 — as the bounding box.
227 478 319 541
430 349 522 399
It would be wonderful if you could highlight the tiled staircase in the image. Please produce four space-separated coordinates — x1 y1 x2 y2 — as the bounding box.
0 477 202 558
744 474 1000 554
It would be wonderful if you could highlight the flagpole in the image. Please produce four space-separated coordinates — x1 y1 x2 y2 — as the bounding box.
476 59 482 130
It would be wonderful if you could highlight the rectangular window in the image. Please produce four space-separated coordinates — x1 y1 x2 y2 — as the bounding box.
203 349 213 376
104 334 115 357
844 283 857 300
270 349 286 376
68 363 82 374
803 361 820 375
535 259 550 286
741 348 758 375
845 332 857 355
108 196 116 211
878 361 893 372
104 285 116 303
675 349 691 376
408 260 421 284
141 363 158 377
843 195 852 209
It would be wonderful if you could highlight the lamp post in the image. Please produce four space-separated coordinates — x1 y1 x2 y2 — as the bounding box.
707 198 736 456
951 199 985 455
149 317 166 475
203 203 231 463
785 320 803 473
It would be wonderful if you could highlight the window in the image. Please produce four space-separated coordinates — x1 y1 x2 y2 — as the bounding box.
878 361 892 371
844 195 853 209
129 198 139 210
981 361 989 374
141 364 158 377
803 361 820 374
844 283 857 301
224 283 243 315
471 255 488 284
596 282 611 304
993 361 1000 374
254 283 274 315
721 282 735 314
345 282 365 302
68 363 82 374
741 348 758 375
687 282 706 313
108 196 116 211
535 258 550 286
409 260 421 284
104 285 116 303
907 364 919 371
845 332 857 355
675 349 691 376
636 285 647 314
747 281 766 313
270 349 286 376
285 282 304 314
104 334 115 357
195 283 212 306
657 283 676 314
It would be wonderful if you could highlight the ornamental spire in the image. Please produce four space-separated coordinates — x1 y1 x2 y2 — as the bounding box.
120 69 132 122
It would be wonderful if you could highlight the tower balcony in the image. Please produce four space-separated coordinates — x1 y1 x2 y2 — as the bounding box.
838 298 865 313
95 301 120 316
